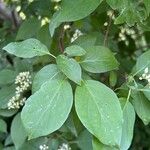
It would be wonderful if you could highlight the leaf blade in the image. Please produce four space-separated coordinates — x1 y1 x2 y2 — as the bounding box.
56 55 82 84
80 46 119 73
75 80 123 146
3 39 50 58
21 79 73 139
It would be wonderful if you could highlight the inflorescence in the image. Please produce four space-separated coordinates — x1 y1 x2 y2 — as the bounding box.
71 29 83 43
7 71 31 109
139 67 150 86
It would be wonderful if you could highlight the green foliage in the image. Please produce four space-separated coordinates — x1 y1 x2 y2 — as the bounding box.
0 0 150 149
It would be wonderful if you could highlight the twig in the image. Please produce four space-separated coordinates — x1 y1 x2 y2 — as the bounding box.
0 0 20 29
103 11 114 46
11 10 20 28
58 24 65 53
0 1 12 20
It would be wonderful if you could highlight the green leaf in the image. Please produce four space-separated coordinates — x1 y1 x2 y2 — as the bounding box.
136 50 150 75
11 113 27 150
64 115 78 137
49 0 103 36
0 143 3 149
37 24 52 49
13 58 33 72
3 146 16 150
75 80 123 146
131 90 150 125
56 55 82 84
21 79 73 139
144 0 150 15
78 130 93 150
92 137 118 150
16 18 41 40
0 119 7 133
119 98 135 150
64 45 86 57
32 64 64 93
109 71 117 87
5 134 13 147
73 32 102 49
3 38 50 58
0 85 16 109
0 109 17 117
106 0 125 9
142 85 150 101
20 137 53 150
80 46 119 73
0 69 17 85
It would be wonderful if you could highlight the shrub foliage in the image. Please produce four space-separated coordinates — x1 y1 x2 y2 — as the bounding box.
0 0 150 149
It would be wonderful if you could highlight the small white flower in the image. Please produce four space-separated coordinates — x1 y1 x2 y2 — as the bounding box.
64 24 71 30
144 67 149 74
54 5 61 11
58 143 71 150
107 10 113 17
39 144 49 150
104 22 108 26
121 28 126 34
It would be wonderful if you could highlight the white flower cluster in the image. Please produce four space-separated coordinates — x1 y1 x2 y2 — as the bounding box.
58 143 71 150
15 72 31 92
118 26 136 45
139 67 150 86
7 72 31 109
8 96 26 109
71 29 83 43
104 10 115 27
39 144 49 150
